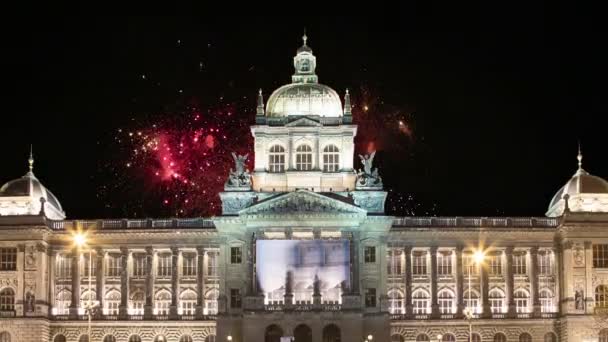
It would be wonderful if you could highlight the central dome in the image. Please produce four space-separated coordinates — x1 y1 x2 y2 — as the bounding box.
266 83 343 118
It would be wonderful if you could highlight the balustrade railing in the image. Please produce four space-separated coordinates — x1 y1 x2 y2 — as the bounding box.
48 218 215 230
392 216 558 228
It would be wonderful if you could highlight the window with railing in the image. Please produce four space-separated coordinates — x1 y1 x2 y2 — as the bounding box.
437 251 452 276
0 248 17 271
513 253 527 275
539 251 554 275
295 145 313 171
268 145 285 173
594 245 608 268
133 254 147 277
182 253 196 276
413 251 427 275
514 289 530 313
0 288 15 311
57 255 72 278
488 254 502 276
106 255 121 277
322 145 340 172
157 254 172 277
438 289 454 314
412 290 429 314
387 249 403 275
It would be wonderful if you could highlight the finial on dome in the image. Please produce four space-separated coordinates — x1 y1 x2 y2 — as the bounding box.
344 89 352 116
577 141 583 170
256 88 265 116
28 145 34 173
303 28 307 46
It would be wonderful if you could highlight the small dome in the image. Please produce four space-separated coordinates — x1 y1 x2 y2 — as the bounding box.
546 151 608 217
0 155 65 219
266 83 343 118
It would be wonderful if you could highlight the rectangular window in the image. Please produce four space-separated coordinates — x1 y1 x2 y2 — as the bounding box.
538 251 553 275
412 251 427 275
133 254 147 277
488 254 502 276
387 249 403 275
593 244 608 268
106 255 121 277
57 255 72 278
106 301 119 315
365 288 376 307
323 152 340 172
463 255 478 276
157 254 172 277
230 247 242 264
513 253 527 275
207 251 218 277
437 251 452 276
364 246 376 263
81 253 97 277
0 248 17 271
181 300 196 315
182 253 197 276
230 288 242 308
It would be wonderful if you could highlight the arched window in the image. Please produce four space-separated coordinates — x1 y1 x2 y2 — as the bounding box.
104 290 121 315
322 324 340 342
54 289 71 315
266 324 284 342
391 335 405 342
514 289 530 313
600 329 608 342
322 145 340 172
268 145 285 173
155 290 171 315
442 335 456 342
489 288 505 313
128 336 142 342
205 335 216 342
80 290 96 314
78 335 89 342
103 336 116 342
416 334 430 342
296 145 313 171
464 289 480 314
412 289 430 314
469 334 481 342
0 332 10 342
154 336 167 342
544 332 557 342
438 289 455 314
519 333 532 342
388 289 404 314
180 289 197 315
596 285 608 308
0 288 15 311
180 336 193 342
294 324 312 342
494 333 507 342
53 335 67 342
130 290 145 315
540 288 554 313
204 288 219 315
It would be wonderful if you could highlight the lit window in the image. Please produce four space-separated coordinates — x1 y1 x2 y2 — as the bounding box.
488 254 502 275
387 289 404 314
540 289 554 313
412 290 429 314
322 145 340 172
204 289 219 315
268 145 286 173
230 247 242 264
0 248 16 271
596 285 608 308
207 252 218 277
0 288 15 311
594 245 608 268
157 254 172 277
54 289 71 315
513 252 527 275
387 249 403 275
132 254 147 277
489 289 505 313
295 145 313 171
514 289 530 313
463 254 478 276
438 289 454 314
57 255 72 278
539 251 554 275
154 291 171 315
365 288 376 307
81 253 97 277
106 254 122 277
437 251 452 276
463 290 480 314
130 291 144 315
180 290 197 315
364 246 376 263
105 291 120 315
413 251 427 276
182 253 196 276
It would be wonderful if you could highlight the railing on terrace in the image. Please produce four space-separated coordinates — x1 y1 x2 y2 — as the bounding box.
48 218 215 231
0 310 16 318
49 314 216 321
392 217 559 229
263 304 342 311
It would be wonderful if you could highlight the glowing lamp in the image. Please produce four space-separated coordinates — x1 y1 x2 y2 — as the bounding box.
73 233 87 248
473 250 485 264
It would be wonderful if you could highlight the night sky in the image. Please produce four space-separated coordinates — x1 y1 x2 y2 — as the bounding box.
3 13 606 219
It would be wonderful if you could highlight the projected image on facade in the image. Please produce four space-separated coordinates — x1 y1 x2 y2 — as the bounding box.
256 239 350 304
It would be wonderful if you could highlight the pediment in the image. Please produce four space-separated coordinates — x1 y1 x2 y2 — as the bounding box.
285 117 322 127
238 190 366 216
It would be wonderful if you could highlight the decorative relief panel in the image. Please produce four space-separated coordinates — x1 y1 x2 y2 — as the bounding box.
573 244 585 267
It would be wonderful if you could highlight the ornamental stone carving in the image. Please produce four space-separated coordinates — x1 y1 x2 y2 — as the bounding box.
573 245 585 266
355 151 383 189
225 152 252 189
25 245 36 270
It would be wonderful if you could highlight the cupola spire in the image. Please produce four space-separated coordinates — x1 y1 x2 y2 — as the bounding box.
28 145 34 173
256 88 265 116
577 141 583 171
344 89 352 116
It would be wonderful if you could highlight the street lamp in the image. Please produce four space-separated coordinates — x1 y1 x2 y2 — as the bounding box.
465 249 485 342
437 334 443 342
226 335 233 341
73 232 99 342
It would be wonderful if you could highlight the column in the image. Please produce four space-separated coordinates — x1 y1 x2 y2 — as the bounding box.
69 248 81 318
456 246 464 317
561 241 573 314
505 247 515 317
288 135 293 171
352 232 360 294
553 245 562 314
314 134 320 171
144 247 154 318
119 247 129 318
196 247 205 317
480 255 490 318
95 248 105 316
170 247 179 317
584 241 594 314
430 246 439 317
48 249 56 316
530 247 540 316
404 246 413 317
